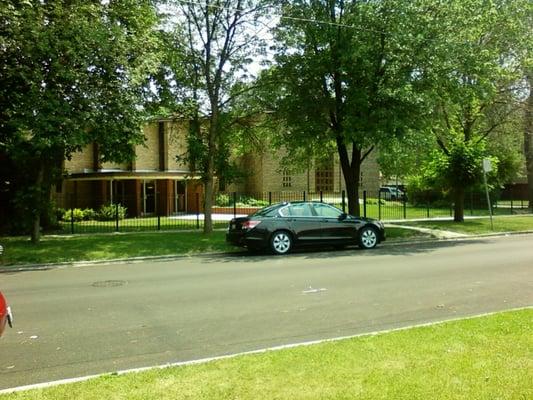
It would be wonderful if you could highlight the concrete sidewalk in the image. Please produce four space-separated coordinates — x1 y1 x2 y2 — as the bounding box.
385 224 468 239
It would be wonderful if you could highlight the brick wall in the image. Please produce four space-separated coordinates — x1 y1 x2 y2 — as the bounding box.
229 146 381 195
166 121 189 171
64 144 94 173
135 123 159 171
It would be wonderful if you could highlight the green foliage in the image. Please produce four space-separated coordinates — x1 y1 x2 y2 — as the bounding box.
62 209 85 223
0 0 160 238
96 204 127 221
215 193 231 207
214 194 269 208
236 195 269 207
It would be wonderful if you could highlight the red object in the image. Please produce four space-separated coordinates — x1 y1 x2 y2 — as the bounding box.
0 291 12 337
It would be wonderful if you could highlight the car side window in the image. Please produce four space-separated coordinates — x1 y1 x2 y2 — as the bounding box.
287 204 313 217
313 203 343 218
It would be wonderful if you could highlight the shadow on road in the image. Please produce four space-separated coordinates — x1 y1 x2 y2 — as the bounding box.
197 238 493 264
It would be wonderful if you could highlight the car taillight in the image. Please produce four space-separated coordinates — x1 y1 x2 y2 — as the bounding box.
242 220 261 230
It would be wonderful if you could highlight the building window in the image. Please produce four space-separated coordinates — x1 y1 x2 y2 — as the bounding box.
315 158 334 192
282 170 292 188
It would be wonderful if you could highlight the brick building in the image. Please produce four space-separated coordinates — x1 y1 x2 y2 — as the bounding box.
228 148 381 196
55 120 204 216
56 118 382 215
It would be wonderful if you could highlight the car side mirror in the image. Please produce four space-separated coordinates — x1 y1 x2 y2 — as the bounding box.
338 213 348 221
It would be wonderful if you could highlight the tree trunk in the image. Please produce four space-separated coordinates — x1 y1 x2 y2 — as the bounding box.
453 185 465 222
525 73 533 212
336 138 361 216
31 162 45 244
203 107 218 234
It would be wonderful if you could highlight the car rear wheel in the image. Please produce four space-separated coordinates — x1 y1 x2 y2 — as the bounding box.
358 226 378 249
270 231 292 255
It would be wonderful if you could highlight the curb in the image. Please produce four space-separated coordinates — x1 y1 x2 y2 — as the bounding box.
1 230 533 273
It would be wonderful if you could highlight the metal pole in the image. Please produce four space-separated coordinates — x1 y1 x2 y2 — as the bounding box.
483 171 494 230
378 190 382 220
320 191 323 203
341 190 346 213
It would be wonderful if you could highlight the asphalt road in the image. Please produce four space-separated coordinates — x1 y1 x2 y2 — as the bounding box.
1 235 532 390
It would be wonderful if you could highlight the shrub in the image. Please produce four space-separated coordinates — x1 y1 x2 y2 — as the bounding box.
82 208 97 221
62 208 85 222
97 203 127 221
215 193 231 207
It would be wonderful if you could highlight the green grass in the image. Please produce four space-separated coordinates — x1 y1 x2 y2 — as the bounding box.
0 231 234 267
2 309 531 400
397 215 533 235
0 228 427 267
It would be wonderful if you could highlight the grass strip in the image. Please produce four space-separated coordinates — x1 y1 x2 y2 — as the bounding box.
2 309 531 400
0 231 233 267
0 228 428 267
397 215 533 235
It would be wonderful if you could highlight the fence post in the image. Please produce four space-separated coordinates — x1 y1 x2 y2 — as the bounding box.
341 190 346 213
115 202 119 232
303 191 306 201
268 191 272 205
157 215 161 231
378 190 382 220
70 208 74 234
510 199 513 215
320 191 323 203
426 197 430 219
363 190 367 218
196 193 200 229
470 190 474 216
403 194 407 219
233 192 237 218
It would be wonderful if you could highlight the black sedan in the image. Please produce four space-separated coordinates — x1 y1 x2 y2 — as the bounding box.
226 201 385 255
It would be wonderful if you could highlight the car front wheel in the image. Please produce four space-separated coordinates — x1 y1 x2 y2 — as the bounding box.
270 231 292 255
358 226 378 249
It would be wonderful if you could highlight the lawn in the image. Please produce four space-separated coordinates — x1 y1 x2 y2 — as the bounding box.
397 215 533 235
2 309 531 399
0 227 429 267
0 231 233 267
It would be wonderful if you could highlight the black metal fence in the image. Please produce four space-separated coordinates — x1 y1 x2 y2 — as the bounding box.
43 189 531 235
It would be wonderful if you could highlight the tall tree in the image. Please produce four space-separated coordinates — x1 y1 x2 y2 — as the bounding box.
423 0 531 221
0 0 159 241
160 0 267 233
264 0 430 216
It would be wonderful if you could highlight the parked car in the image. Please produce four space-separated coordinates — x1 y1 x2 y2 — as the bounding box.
0 291 13 337
226 201 385 255
379 186 407 201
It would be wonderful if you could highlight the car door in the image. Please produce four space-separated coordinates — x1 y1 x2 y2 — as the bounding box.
282 203 323 242
311 203 355 242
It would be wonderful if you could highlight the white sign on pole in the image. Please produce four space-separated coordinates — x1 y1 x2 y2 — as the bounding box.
483 158 492 172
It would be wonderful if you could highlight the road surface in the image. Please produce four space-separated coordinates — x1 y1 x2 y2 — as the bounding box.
1 235 532 390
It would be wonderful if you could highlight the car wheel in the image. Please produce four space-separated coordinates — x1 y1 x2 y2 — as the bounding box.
270 231 292 255
358 226 378 249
